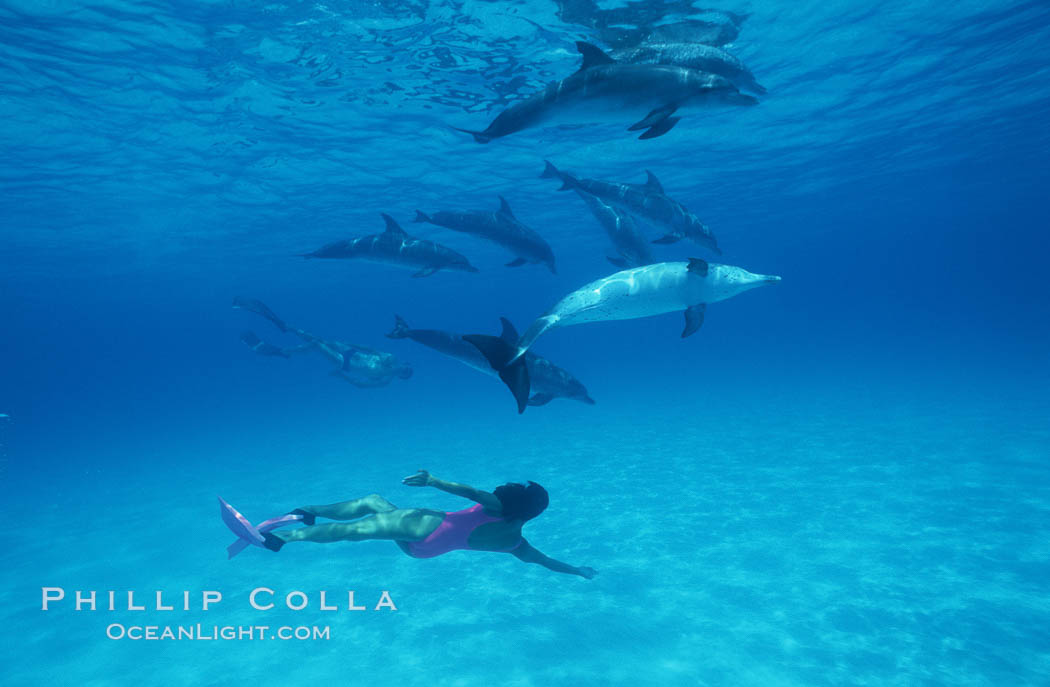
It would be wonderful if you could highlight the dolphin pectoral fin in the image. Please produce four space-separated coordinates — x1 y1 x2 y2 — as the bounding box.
575 41 617 71
412 267 438 278
450 126 491 144
638 116 681 140
652 233 683 245
628 105 678 132
607 256 629 269
687 258 709 277
527 393 555 407
505 258 528 267
682 304 706 338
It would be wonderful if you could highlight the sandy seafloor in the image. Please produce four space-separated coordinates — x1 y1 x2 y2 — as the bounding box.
4 381 1047 687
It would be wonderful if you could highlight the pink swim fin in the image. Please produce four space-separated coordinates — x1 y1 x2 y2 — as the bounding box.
219 497 304 559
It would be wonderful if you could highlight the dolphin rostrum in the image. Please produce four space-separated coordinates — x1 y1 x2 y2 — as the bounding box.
542 160 720 253
612 43 766 95
302 213 478 278
233 297 413 387
465 258 780 412
386 315 593 407
415 196 557 273
454 41 757 143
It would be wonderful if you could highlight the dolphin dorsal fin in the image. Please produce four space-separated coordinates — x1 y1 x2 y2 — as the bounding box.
687 258 709 277
499 317 520 344
575 41 616 71
644 170 665 194
497 195 516 219
380 213 408 237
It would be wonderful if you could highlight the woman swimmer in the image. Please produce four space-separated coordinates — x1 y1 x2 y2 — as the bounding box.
262 471 598 579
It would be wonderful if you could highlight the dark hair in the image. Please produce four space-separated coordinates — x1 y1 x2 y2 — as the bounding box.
493 481 549 521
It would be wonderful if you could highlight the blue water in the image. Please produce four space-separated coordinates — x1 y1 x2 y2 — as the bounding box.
2 0 1049 685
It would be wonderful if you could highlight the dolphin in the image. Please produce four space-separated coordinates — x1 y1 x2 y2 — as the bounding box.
453 41 757 143
465 258 780 412
597 11 748 49
386 315 594 407
542 160 720 253
612 43 766 95
233 297 413 387
415 196 557 273
569 188 654 268
302 213 479 278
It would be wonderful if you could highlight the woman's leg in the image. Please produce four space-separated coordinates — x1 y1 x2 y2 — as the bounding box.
297 494 398 521
270 508 443 548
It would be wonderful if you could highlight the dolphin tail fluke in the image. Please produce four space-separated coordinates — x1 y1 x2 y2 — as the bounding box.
450 126 491 144
386 315 411 339
413 210 430 223
464 318 530 414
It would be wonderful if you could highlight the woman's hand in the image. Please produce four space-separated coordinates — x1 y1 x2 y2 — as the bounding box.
402 470 432 487
577 566 598 580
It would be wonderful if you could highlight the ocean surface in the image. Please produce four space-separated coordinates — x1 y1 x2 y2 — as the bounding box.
2 0 1049 685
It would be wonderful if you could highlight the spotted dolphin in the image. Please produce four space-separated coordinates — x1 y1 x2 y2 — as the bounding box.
568 187 654 268
612 43 765 95
454 41 756 143
386 315 593 407
598 11 748 49
542 160 719 253
302 214 478 278
415 197 557 273
465 258 780 412
233 298 413 387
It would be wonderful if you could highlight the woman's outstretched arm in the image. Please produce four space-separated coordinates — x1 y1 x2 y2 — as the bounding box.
512 540 597 579
402 470 502 511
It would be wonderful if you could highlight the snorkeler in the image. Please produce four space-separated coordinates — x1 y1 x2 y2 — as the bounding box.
220 471 597 579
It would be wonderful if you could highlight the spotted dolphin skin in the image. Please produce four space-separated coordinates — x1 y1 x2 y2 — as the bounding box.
570 188 654 268
302 214 478 278
612 43 766 95
465 258 780 412
386 315 593 407
415 196 557 273
599 11 748 49
542 160 720 253
454 41 756 143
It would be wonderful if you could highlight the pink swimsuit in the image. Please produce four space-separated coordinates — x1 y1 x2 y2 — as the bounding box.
404 504 523 558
